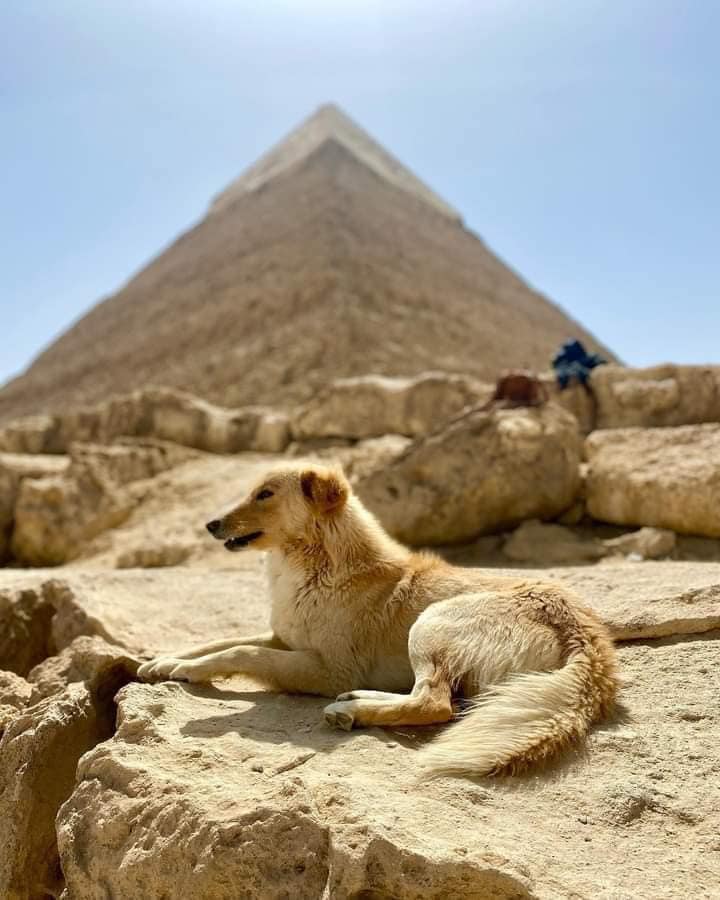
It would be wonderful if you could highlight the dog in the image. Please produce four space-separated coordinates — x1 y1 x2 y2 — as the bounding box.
138 463 618 777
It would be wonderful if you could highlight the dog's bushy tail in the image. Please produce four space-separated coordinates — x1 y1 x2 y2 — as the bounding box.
420 636 618 779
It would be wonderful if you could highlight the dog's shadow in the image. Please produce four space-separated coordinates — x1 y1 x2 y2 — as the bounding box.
173 681 631 784
176 681 443 761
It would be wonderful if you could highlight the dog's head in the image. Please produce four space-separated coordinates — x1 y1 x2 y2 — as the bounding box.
206 464 350 552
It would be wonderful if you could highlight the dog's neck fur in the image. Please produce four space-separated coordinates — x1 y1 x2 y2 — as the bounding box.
278 495 409 585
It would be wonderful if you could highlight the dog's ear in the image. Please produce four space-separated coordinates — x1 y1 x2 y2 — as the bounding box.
300 468 349 515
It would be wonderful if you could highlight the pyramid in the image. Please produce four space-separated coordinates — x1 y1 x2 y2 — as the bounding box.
0 104 614 422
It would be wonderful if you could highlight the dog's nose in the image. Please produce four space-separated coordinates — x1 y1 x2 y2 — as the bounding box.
206 519 222 535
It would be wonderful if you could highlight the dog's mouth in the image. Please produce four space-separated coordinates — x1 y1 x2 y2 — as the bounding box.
224 531 263 551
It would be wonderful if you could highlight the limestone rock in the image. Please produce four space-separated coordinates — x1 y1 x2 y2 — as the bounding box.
291 372 491 440
0 415 60 454
592 364 720 429
27 635 139 703
0 670 32 734
555 500 586 526
10 441 193 566
42 560 720 653
0 388 291 457
0 684 117 900
0 583 55 676
0 634 137 899
0 453 69 561
115 542 193 569
532 561 720 640
307 434 413 482
603 527 676 560
502 520 605 564
357 404 582 545
586 425 720 537
43 569 268 658
543 377 597 433
56 633 720 899
142 388 290 454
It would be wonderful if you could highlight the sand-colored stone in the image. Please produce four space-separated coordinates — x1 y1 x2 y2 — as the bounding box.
27 635 139 704
0 636 137 900
304 433 412 483
0 453 69 560
603 526 676 560
291 372 490 440
0 416 58 454
502 519 605 564
1 448 719 898
10 441 193 566
0 670 32 734
0 684 115 900
0 583 55 676
529 561 720 640
0 554 719 898
56 632 720 900
358 404 582 545
52 453 276 571
0 389 291 457
43 569 268 658
592 364 720 429
14 559 720 662
543 377 598 432
586 425 720 538
115 542 193 569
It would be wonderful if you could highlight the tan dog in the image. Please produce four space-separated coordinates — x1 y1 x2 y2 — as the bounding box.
138 463 618 777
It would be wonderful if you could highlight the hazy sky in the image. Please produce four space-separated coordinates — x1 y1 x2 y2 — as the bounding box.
2 1 718 386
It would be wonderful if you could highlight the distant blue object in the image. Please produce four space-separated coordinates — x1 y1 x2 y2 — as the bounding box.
552 340 606 390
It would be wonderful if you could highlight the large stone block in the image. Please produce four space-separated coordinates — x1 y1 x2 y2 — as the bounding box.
586 425 720 538
592 364 720 429
358 404 582 545
292 372 491 440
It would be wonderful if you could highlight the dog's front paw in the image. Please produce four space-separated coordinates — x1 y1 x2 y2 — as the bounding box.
137 657 191 682
166 660 214 683
323 701 355 731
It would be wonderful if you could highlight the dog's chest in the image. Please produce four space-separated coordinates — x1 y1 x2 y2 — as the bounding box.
266 553 338 650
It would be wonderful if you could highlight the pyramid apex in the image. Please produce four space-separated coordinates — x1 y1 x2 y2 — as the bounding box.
210 103 461 222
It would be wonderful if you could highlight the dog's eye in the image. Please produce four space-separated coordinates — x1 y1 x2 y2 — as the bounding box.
256 489 274 501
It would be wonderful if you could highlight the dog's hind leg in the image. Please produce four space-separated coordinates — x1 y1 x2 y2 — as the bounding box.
335 689 409 701
324 662 453 730
324 607 456 730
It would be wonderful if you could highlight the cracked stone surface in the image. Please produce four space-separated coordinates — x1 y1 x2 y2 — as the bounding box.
42 561 720 652
0 638 137 900
56 633 720 899
2 562 719 671
1 469 720 898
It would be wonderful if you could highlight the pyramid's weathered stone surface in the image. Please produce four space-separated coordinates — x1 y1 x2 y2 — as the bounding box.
212 103 462 221
0 106 614 423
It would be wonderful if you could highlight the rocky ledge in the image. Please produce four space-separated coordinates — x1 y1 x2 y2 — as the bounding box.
1 563 719 898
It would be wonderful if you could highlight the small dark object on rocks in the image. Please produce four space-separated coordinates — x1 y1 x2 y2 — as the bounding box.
487 371 549 409
553 339 606 390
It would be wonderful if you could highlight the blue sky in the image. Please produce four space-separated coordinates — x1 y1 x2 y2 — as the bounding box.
1 0 718 386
